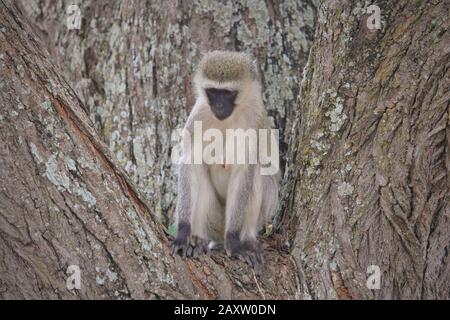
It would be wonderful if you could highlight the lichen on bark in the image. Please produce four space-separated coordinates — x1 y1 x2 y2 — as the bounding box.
19 0 318 224
284 0 450 299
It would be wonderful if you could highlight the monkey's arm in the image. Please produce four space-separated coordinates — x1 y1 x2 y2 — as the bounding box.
171 163 192 256
225 165 264 274
172 162 215 257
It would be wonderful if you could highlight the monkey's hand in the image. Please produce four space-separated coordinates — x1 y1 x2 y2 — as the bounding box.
171 236 189 257
171 223 209 258
171 236 209 258
225 232 264 275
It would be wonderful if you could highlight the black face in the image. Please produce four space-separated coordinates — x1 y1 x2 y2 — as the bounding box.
205 88 238 120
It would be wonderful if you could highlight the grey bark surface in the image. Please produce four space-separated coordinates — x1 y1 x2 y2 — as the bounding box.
0 0 300 300
1 0 449 300
283 0 449 299
18 0 318 224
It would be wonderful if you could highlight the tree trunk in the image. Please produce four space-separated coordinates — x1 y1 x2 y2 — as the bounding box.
283 0 450 299
17 0 318 224
1 0 449 300
0 0 304 299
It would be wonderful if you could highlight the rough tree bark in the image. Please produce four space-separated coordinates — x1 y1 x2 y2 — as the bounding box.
17 0 318 224
283 0 449 299
1 0 449 300
0 0 301 299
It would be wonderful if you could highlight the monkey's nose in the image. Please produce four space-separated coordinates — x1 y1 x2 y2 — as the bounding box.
210 101 234 120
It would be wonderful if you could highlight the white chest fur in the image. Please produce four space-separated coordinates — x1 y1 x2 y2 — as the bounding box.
208 164 231 202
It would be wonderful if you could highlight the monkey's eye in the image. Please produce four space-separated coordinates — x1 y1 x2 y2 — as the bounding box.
205 88 238 99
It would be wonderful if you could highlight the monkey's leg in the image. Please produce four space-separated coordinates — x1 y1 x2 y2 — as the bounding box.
259 174 279 225
172 164 222 258
189 164 224 257
224 165 265 275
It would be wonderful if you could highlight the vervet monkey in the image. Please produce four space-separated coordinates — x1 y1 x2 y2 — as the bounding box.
171 51 279 275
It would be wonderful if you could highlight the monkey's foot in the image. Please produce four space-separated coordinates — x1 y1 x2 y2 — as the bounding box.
225 233 264 275
186 236 209 258
171 234 209 258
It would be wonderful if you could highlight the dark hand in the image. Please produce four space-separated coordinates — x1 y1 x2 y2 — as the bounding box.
225 231 264 275
171 223 208 258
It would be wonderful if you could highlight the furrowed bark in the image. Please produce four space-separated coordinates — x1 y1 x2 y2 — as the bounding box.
283 0 449 299
2 0 449 300
17 0 318 224
0 1 299 299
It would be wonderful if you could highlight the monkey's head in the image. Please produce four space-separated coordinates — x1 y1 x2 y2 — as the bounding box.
194 51 261 121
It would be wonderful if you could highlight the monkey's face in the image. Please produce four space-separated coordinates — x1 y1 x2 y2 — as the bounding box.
205 88 238 120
